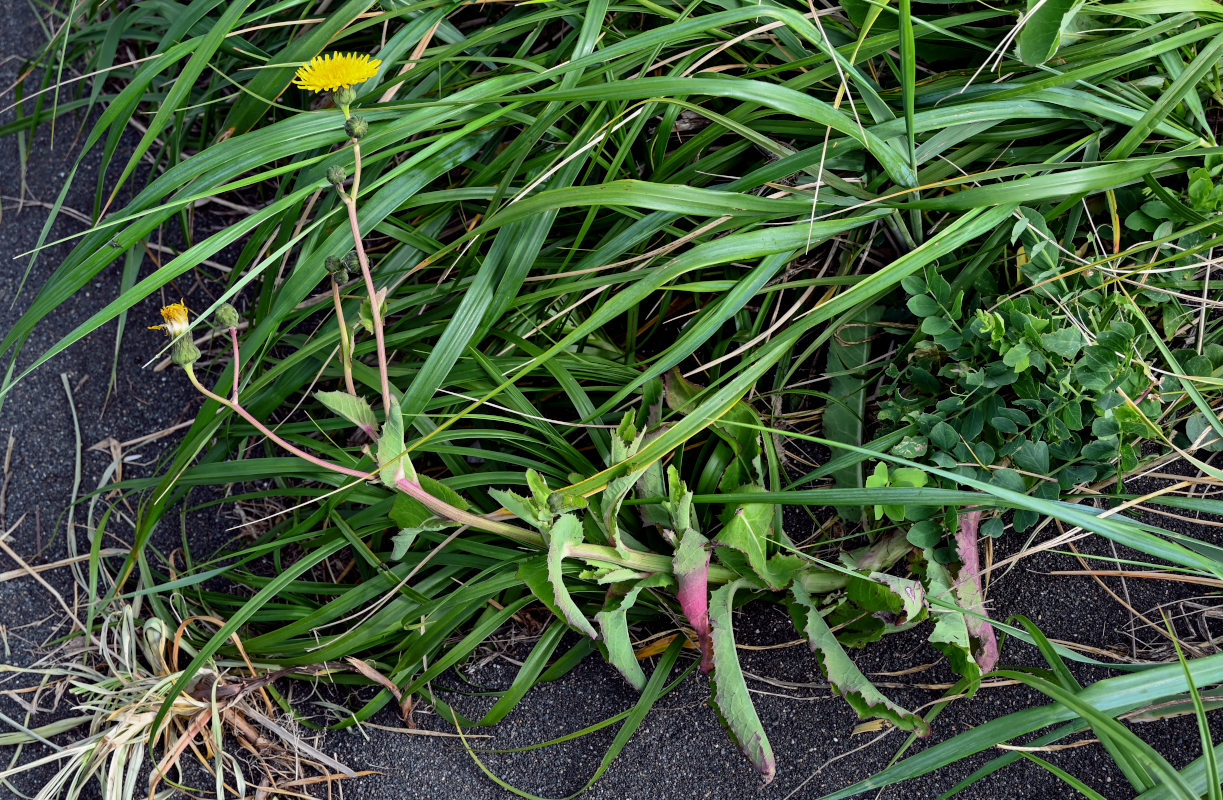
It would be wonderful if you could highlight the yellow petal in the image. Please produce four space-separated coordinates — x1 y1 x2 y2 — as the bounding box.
149 301 190 337
292 52 382 94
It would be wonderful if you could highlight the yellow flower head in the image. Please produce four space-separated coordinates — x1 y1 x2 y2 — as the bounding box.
149 301 190 338
292 52 381 94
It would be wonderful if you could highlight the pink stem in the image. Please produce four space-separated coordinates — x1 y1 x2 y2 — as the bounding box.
345 141 393 417
185 365 370 481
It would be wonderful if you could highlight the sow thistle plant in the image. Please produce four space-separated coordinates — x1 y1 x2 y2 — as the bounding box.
13 1 1223 797
145 51 982 784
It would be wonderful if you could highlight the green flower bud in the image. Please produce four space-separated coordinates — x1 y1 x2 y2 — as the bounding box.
327 164 347 187
342 251 360 271
216 303 240 329
172 338 201 367
345 115 369 140
325 255 350 284
332 86 357 108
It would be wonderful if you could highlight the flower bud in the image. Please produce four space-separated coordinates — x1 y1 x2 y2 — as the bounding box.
325 255 350 284
345 115 368 140
172 338 201 367
327 164 347 187
342 251 360 271
332 86 357 108
216 303 240 329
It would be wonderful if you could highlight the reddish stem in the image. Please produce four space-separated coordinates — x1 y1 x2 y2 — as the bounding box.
185 365 370 481
344 140 393 417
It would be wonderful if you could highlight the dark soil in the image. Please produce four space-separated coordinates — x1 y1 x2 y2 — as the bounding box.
2 5 1222 800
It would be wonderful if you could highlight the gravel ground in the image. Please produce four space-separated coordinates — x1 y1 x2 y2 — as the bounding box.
2 4 1222 800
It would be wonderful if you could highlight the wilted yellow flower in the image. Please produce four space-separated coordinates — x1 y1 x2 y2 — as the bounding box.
149 301 190 337
292 53 381 93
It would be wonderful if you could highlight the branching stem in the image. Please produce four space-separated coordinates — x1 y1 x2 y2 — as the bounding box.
185 361 370 481
395 476 542 546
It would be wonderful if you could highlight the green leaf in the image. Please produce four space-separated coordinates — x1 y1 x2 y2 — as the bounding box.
709 580 775 783
390 476 471 530
869 572 928 626
489 488 542 529
1040 327 1086 359
791 582 929 734
907 295 940 317
600 415 652 554
920 316 952 335
824 310 881 522
376 397 414 487
1002 343 1032 372
390 529 418 560
389 492 432 530
926 265 952 305
990 415 1019 435
989 468 1028 494
546 515 598 639
907 521 942 549
1186 412 1223 452
315 390 379 436
1075 346 1120 391
866 461 891 521
891 435 929 459
925 556 981 683
1082 436 1119 462
526 469 552 507
930 421 959 452
595 573 671 692
1016 0 1079 66
890 467 928 488
663 465 699 542
717 487 791 589
1014 207 1060 274
1013 439 1051 475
